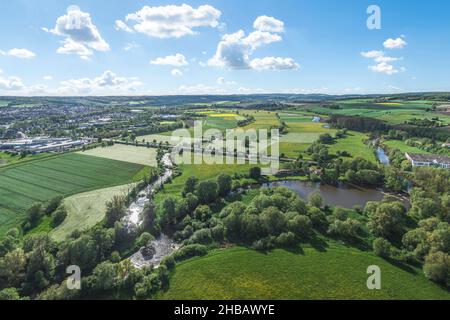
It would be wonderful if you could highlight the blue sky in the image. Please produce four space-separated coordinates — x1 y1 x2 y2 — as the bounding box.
0 0 449 96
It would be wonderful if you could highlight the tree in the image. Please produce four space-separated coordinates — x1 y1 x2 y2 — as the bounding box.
196 181 218 204
0 288 20 300
308 192 323 208
0 249 27 287
261 207 287 236
182 176 198 196
66 236 97 271
318 133 334 144
240 214 265 243
45 196 64 215
368 202 406 240
26 204 43 228
288 215 312 238
104 196 126 227
51 206 67 226
194 205 212 222
161 197 178 225
92 262 118 291
249 167 262 180
217 174 232 197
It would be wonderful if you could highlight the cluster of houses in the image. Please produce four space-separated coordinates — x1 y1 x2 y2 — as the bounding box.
405 153 450 169
0 136 92 154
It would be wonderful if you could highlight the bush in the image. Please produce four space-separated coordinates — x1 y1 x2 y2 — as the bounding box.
373 238 393 259
173 244 208 262
51 206 68 226
45 196 64 215
161 256 176 271
136 232 154 247
288 215 312 238
275 232 297 247
189 229 212 245
423 251 450 286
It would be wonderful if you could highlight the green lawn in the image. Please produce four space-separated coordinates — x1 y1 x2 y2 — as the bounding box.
329 131 377 162
0 153 147 237
384 140 432 154
160 245 450 300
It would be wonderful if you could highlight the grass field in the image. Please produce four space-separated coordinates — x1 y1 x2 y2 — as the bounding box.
160 245 450 300
384 140 432 154
0 152 51 167
78 144 158 167
329 131 377 162
0 153 147 237
50 183 135 241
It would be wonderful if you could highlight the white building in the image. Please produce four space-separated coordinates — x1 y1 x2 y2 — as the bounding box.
405 153 450 169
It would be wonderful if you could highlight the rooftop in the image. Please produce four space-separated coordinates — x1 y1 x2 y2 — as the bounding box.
406 153 450 164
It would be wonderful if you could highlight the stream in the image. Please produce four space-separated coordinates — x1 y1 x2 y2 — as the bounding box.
123 153 179 269
124 153 174 227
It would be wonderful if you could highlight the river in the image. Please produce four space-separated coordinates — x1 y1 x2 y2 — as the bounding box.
267 180 385 208
124 153 173 226
376 147 390 165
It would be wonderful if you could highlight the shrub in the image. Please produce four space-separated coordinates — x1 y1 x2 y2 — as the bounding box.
136 232 154 247
189 229 212 245
161 255 176 271
51 206 68 226
373 237 393 259
275 232 297 247
173 244 208 262
423 251 450 286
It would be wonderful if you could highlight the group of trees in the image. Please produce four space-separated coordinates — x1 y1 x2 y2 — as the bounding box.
362 167 450 287
23 196 67 232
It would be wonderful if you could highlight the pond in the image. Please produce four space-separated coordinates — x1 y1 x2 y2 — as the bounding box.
266 180 385 208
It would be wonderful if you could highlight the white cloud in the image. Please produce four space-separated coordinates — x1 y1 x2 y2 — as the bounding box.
208 24 297 71
0 76 25 91
360 50 384 59
115 20 134 33
250 57 299 71
368 62 399 75
383 37 407 49
43 75 53 81
57 70 143 95
361 50 403 75
253 16 284 33
45 6 109 59
150 53 188 66
0 48 36 59
120 4 221 38
171 69 183 77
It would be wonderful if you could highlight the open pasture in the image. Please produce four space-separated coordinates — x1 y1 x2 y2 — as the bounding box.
160 245 450 300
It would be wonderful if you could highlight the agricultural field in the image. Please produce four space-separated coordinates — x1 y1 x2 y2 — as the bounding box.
160 245 450 300
78 144 158 167
242 110 279 130
0 153 147 237
0 152 51 167
50 183 135 241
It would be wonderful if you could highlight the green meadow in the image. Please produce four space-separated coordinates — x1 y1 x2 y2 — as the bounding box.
160 245 450 300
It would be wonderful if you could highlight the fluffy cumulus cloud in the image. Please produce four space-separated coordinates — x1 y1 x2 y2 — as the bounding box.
0 74 25 91
361 50 404 75
253 16 284 33
0 48 36 59
208 16 298 71
44 6 109 59
57 70 143 95
117 4 221 38
383 37 407 49
150 53 188 66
